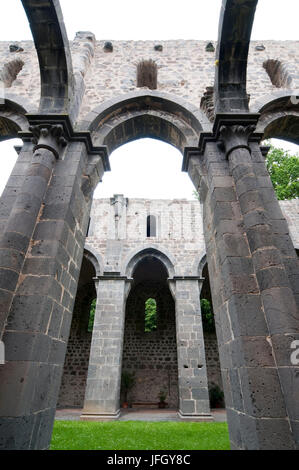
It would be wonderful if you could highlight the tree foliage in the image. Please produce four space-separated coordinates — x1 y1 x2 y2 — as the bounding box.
145 298 157 332
88 298 96 333
201 298 215 333
265 145 299 200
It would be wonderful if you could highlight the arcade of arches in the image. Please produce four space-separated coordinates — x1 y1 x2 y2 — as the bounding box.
0 0 298 451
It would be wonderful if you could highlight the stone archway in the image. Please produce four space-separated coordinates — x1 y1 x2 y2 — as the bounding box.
80 91 210 156
0 0 298 451
21 0 75 117
198 255 224 407
122 253 178 409
82 244 212 420
255 94 299 145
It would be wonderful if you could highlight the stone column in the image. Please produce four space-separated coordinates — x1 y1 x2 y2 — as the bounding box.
171 277 212 420
0 124 67 336
219 122 299 449
81 275 130 420
185 114 299 449
0 117 109 450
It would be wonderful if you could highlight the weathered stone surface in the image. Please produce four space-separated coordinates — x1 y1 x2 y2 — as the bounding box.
0 0 298 451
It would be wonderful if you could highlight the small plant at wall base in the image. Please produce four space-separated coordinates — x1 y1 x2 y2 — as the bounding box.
121 371 136 408
157 389 168 409
209 383 225 409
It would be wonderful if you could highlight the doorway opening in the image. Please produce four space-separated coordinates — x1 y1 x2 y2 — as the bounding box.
122 254 178 409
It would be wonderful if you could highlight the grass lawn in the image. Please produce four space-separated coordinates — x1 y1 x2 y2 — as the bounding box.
50 420 230 450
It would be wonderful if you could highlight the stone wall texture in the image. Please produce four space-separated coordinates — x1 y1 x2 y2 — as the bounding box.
1 37 298 120
86 195 298 275
57 195 298 408
122 282 178 408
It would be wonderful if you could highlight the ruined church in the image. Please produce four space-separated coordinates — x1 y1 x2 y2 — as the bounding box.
0 0 298 451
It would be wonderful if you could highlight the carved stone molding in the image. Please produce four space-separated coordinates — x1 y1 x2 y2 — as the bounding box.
218 124 256 159
29 123 68 159
197 113 263 158
19 114 110 170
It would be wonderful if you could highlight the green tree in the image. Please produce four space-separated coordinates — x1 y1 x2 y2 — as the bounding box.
145 298 157 332
88 298 96 333
193 145 299 202
200 298 215 333
265 145 299 200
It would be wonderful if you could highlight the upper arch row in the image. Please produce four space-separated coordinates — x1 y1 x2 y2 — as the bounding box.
0 1 297 124
1 89 298 149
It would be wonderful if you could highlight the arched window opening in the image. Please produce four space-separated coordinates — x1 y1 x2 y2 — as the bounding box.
88 298 96 333
123 252 178 407
0 59 24 88
263 60 292 88
145 298 157 332
137 60 157 90
147 215 156 237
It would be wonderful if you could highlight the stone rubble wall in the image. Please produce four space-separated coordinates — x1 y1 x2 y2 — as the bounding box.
1 37 298 121
54 196 296 410
122 283 178 408
57 289 93 409
56 195 297 408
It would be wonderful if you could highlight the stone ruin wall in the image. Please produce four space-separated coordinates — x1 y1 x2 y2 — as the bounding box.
122 283 178 408
57 290 93 408
57 196 298 408
87 197 206 276
1 36 298 122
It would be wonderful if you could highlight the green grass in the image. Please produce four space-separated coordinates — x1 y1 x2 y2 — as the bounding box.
50 420 230 450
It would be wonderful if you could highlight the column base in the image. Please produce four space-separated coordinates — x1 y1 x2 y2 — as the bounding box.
178 411 214 422
80 410 121 421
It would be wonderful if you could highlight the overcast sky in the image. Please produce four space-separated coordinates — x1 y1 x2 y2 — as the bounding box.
0 1 298 199
1 0 299 41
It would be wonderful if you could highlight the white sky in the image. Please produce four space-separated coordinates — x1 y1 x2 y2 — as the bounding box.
0 1 298 199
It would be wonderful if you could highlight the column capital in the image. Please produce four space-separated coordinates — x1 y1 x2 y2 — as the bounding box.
218 124 256 159
198 113 263 154
19 114 110 170
170 276 205 282
29 123 68 159
183 114 264 172
168 276 205 295
93 274 133 282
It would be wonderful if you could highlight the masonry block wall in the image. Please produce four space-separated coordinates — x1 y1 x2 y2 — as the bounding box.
204 334 223 389
87 196 298 278
1 38 299 120
66 195 297 410
122 282 178 408
87 196 206 275
0 18 298 448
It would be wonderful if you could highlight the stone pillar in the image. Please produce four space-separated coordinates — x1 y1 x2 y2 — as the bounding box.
81 275 130 420
171 277 212 420
0 116 109 449
220 122 299 449
0 124 67 336
185 114 299 449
